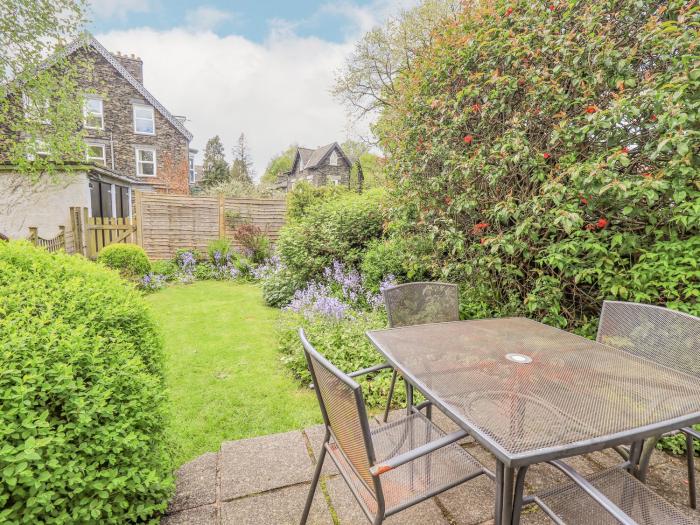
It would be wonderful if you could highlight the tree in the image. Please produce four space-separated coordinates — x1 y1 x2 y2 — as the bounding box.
230 133 254 186
201 135 229 187
341 140 385 190
332 0 462 121
261 145 296 186
0 0 88 177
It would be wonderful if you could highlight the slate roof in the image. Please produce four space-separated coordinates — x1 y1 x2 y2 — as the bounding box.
297 143 351 170
45 32 193 142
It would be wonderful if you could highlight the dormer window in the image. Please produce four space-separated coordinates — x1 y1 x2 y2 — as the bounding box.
133 104 155 135
84 96 104 130
329 151 339 166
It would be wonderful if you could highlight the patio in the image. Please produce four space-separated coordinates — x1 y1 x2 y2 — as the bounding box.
162 409 700 524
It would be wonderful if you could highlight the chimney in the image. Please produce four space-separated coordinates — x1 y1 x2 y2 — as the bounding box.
112 51 143 84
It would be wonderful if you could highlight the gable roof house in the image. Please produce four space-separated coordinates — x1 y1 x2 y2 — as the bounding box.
276 143 352 191
0 32 194 243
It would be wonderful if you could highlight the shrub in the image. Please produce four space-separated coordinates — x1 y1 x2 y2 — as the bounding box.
360 236 436 292
286 181 349 222
0 242 172 523
207 238 233 263
151 259 179 281
97 243 151 278
376 0 700 331
277 188 387 283
262 267 304 307
233 223 271 264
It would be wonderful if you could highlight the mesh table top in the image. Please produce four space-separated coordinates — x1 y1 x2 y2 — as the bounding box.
367 317 700 466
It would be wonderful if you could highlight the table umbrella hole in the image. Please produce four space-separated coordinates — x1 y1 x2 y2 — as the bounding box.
505 353 533 364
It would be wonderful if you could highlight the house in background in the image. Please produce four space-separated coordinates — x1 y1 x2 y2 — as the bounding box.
275 143 352 191
0 32 194 239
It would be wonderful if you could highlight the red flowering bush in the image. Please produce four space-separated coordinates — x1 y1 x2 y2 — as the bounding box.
376 0 699 332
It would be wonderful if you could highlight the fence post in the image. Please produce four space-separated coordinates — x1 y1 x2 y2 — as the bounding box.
218 194 225 239
28 227 38 245
134 191 144 247
83 207 97 259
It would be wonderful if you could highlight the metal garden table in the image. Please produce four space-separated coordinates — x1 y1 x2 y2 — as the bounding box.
366 317 700 524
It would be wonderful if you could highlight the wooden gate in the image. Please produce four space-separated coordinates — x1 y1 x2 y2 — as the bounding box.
83 209 137 259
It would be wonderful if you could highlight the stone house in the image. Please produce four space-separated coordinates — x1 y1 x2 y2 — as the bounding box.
0 33 194 239
276 143 352 191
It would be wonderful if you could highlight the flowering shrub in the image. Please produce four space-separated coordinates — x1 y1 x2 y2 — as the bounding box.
375 0 700 333
278 261 399 408
140 272 167 292
233 223 272 264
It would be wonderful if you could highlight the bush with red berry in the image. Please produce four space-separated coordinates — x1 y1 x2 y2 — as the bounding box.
374 0 699 332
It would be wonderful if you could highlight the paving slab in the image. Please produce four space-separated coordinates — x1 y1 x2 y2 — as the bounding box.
326 475 450 524
304 424 339 476
434 474 495 525
167 452 218 513
161 504 217 525
221 482 332 525
220 430 315 501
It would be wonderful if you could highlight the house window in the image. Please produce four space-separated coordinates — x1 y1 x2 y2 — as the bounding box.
86 143 106 165
189 156 196 184
26 139 49 160
84 96 104 130
329 151 339 166
22 93 50 123
133 104 155 135
135 147 156 177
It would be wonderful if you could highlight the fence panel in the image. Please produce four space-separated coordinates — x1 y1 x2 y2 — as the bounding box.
28 226 66 253
137 192 286 260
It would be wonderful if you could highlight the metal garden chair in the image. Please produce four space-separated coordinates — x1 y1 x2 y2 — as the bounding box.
379 282 460 422
506 301 700 524
596 300 700 509
298 328 491 525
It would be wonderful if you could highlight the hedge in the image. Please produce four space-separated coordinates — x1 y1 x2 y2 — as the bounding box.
0 242 173 523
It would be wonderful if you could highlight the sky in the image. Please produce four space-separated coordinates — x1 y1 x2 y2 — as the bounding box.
87 0 419 178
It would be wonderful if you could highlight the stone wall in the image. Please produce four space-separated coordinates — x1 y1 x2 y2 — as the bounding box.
76 48 190 194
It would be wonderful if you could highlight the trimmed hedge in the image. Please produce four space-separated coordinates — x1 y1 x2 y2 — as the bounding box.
97 243 151 278
0 242 173 523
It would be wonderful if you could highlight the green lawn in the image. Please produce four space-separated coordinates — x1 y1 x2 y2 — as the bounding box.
146 281 321 466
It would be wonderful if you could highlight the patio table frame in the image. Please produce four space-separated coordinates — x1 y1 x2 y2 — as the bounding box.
366 317 700 525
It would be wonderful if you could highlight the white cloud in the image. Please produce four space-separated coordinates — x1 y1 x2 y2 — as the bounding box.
89 0 154 20
184 6 236 33
94 0 413 177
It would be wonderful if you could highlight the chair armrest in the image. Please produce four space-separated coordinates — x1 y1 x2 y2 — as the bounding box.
369 429 468 476
348 362 393 378
309 362 393 389
683 427 700 440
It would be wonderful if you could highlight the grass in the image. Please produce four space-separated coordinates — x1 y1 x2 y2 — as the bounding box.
146 280 322 466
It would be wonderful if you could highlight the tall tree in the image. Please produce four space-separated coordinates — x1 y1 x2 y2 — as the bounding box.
0 0 88 177
230 133 254 185
201 135 229 187
332 0 462 120
261 145 296 186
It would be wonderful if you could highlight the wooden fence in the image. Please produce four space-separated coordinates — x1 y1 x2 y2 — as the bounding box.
135 192 286 260
28 226 66 253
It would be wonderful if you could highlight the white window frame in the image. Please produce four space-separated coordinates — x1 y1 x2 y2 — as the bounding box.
26 139 49 161
135 147 157 177
189 156 196 184
133 104 155 135
83 96 104 130
329 151 339 166
86 143 106 165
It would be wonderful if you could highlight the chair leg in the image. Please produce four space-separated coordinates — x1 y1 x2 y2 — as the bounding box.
687 432 696 510
382 369 398 423
300 430 329 525
406 382 414 416
512 466 529 524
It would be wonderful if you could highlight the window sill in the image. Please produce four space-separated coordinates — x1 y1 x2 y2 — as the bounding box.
134 131 156 136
